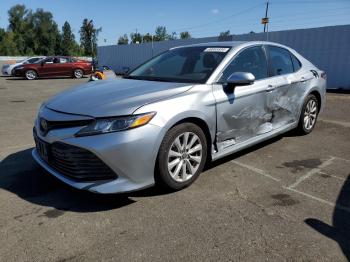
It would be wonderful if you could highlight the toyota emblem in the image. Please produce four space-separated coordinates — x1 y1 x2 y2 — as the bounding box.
40 118 48 132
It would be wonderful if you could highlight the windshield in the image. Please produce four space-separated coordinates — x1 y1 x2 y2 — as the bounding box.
126 46 230 83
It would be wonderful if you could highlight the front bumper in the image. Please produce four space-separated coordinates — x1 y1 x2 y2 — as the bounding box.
32 122 164 194
13 69 24 77
1 67 10 75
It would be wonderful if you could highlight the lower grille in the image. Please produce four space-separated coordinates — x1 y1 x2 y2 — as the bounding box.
48 142 117 182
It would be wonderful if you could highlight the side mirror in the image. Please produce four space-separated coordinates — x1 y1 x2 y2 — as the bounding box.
226 72 255 87
41 61 45 66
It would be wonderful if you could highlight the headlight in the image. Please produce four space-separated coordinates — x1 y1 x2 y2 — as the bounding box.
75 112 156 137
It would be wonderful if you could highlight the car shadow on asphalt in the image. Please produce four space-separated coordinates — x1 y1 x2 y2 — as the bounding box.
0 148 176 212
0 131 299 213
305 175 350 261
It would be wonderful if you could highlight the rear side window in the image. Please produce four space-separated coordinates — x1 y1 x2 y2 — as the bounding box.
291 54 301 72
60 58 68 63
268 46 294 76
220 46 268 81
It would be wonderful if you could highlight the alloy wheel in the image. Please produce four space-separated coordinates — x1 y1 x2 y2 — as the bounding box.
74 69 83 78
167 132 203 182
25 70 36 80
303 99 317 130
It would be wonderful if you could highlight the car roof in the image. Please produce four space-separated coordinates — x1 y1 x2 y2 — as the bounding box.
174 41 288 49
182 41 247 48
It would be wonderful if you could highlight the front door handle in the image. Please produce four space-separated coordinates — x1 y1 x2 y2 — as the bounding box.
266 85 276 92
300 77 308 83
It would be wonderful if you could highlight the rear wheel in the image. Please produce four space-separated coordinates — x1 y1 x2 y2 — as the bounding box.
156 123 207 190
73 69 84 79
296 94 319 135
25 70 37 80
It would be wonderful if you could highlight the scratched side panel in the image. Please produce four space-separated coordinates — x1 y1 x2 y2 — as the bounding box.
213 81 272 150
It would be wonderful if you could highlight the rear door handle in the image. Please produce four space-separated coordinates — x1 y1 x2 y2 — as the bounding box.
266 85 276 92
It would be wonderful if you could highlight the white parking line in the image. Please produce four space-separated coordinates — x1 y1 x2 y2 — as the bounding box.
333 156 350 163
287 157 335 189
231 160 281 182
232 157 350 214
318 171 346 181
285 187 350 214
318 119 350 128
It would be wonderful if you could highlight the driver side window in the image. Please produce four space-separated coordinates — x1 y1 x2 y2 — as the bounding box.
220 46 268 82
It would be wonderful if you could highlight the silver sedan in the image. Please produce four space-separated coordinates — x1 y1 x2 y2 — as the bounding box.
32 41 326 193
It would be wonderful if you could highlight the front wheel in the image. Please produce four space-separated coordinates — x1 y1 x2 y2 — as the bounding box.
156 123 207 190
296 94 319 135
73 69 84 79
25 70 37 80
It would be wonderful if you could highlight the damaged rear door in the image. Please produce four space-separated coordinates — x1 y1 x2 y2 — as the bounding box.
266 46 304 128
213 45 273 150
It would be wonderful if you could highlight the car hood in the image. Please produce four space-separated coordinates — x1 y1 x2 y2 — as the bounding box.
46 78 192 117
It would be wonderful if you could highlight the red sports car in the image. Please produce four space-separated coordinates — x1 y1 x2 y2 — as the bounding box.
12 56 93 80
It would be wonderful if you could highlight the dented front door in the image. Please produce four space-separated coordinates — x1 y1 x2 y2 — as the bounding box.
213 79 274 149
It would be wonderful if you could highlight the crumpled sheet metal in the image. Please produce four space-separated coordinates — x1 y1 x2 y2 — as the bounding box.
216 86 301 148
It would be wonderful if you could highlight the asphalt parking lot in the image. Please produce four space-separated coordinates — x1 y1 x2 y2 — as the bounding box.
0 65 350 261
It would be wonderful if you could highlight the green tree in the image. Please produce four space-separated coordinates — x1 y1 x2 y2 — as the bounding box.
61 21 77 56
7 4 28 55
0 31 17 55
30 8 61 55
180 31 191 39
142 33 153 43
0 28 5 42
117 34 129 45
168 31 177 40
218 30 231 41
130 32 142 44
154 26 167 41
79 19 101 57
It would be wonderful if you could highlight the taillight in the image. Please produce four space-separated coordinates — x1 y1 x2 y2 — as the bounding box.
321 71 326 80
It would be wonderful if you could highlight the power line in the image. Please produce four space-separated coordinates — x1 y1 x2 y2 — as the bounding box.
170 2 265 32
176 5 350 35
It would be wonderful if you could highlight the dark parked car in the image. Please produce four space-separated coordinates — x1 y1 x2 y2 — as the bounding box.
13 56 93 80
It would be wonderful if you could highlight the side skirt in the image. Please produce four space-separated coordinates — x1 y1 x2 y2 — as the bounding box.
211 122 298 161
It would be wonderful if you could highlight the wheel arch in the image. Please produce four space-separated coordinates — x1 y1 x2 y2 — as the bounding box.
309 90 322 113
25 68 39 78
73 67 85 74
165 116 213 163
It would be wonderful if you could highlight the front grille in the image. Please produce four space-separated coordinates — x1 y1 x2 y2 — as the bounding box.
39 119 92 136
47 142 117 182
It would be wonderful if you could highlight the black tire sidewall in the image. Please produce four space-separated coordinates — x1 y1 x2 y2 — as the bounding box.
298 94 319 134
156 123 207 190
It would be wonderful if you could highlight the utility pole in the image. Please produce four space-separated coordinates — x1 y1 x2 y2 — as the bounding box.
262 0 269 41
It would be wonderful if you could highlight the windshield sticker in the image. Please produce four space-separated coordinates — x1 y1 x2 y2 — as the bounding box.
204 47 229 53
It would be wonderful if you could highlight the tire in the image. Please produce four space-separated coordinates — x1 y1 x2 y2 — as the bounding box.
156 123 207 190
25 70 37 80
73 69 84 79
296 94 319 135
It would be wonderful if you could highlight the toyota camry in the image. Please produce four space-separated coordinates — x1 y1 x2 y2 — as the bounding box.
32 41 326 193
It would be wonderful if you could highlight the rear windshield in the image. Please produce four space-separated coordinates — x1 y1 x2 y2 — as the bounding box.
126 46 231 83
